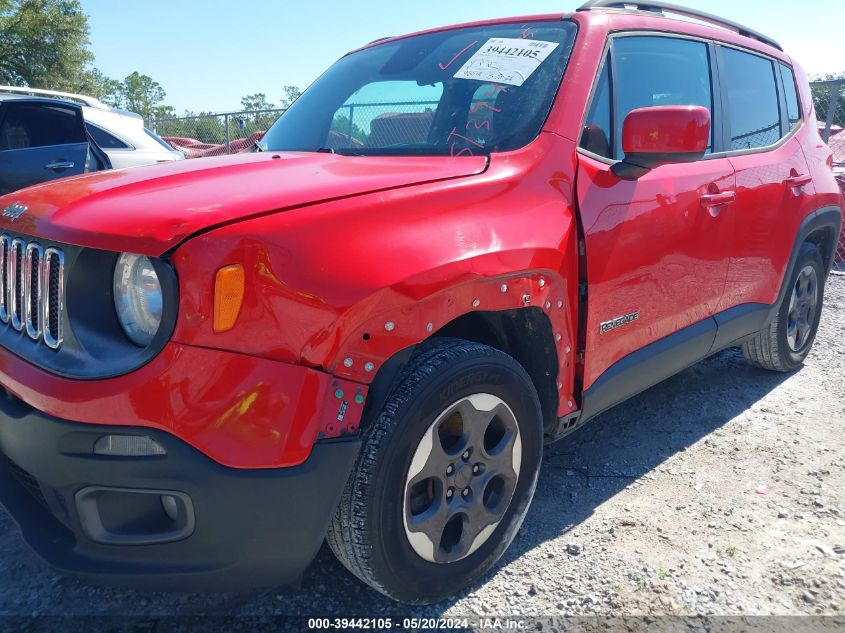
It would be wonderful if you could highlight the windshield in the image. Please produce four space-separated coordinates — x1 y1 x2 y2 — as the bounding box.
259 20 577 156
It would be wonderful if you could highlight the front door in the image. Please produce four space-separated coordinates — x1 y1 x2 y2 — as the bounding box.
575 34 735 397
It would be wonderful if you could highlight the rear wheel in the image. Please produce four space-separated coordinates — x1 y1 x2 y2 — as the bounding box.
742 242 825 371
327 339 542 603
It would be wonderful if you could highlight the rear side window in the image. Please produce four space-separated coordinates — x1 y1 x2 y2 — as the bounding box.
86 123 130 149
778 63 801 129
721 48 781 150
0 103 84 150
612 36 713 159
580 56 612 158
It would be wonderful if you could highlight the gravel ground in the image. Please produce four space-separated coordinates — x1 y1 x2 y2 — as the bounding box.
1 276 843 620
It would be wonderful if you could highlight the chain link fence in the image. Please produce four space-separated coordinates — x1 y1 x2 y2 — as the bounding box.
151 100 443 158
150 108 285 158
811 79 845 272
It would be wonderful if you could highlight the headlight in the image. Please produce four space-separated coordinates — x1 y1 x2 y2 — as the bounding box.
113 253 163 346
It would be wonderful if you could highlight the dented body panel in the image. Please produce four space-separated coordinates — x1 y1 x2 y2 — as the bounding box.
171 133 581 419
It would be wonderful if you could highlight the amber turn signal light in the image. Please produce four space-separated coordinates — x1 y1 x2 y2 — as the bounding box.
213 264 245 332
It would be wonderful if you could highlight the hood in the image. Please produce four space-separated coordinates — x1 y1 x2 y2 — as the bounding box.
0 152 488 256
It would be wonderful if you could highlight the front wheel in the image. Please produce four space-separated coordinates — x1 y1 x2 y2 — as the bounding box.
326 339 543 604
742 241 825 372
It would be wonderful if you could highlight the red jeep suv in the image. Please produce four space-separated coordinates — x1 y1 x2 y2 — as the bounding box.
0 0 841 604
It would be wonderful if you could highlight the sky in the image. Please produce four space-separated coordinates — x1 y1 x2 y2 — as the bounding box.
80 0 845 114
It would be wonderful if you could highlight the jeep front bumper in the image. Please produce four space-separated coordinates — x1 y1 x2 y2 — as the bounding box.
0 342 366 589
0 392 359 590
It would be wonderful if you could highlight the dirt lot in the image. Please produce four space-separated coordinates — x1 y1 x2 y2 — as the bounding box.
1 276 843 620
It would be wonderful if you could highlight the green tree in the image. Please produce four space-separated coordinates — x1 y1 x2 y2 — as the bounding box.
156 111 226 145
241 93 275 112
330 113 367 144
120 71 166 120
280 85 302 108
239 92 280 132
0 0 92 88
75 67 123 106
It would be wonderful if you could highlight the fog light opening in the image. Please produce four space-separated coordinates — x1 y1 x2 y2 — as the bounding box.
75 487 195 545
93 434 166 457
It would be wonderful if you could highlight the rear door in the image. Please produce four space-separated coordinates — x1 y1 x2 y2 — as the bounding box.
575 34 736 401
715 48 816 317
0 100 90 195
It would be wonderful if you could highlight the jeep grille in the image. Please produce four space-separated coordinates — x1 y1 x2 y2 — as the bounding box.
0 235 63 349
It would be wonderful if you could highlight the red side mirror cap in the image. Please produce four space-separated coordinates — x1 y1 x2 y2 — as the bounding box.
613 105 711 180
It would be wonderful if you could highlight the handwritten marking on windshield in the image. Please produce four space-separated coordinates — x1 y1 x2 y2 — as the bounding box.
447 128 484 148
450 83 511 157
520 26 535 39
438 40 479 70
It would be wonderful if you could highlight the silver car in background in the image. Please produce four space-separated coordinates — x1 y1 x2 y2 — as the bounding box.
0 86 183 169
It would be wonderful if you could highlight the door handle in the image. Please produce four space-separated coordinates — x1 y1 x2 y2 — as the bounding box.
785 174 812 188
700 191 736 208
44 161 74 170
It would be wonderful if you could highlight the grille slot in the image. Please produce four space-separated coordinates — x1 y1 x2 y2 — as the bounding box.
24 242 43 340
0 234 64 349
0 236 8 323
10 238 23 331
43 248 64 349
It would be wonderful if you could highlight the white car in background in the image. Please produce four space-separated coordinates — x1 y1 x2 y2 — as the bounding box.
0 86 183 169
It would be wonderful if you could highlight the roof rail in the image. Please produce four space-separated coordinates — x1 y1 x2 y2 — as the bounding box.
368 36 393 44
577 0 783 51
0 85 111 109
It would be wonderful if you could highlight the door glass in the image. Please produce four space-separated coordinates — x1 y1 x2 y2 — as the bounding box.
612 36 713 158
579 56 612 158
86 123 130 149
721 48 781 150
0 104 84 150
778 63 801 130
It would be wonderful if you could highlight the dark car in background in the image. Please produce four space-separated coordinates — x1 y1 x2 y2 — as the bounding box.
0 94 111 195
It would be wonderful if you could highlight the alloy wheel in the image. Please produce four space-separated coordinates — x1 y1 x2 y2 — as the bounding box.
786 264 819 352
402 393 521 564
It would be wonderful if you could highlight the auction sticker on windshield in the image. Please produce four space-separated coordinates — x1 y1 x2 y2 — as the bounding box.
453 38 559 86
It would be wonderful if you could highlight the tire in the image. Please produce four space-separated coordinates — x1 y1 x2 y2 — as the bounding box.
742 242 826 372
326 338 543 604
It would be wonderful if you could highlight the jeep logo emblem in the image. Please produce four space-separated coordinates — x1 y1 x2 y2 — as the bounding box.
1 202 27 222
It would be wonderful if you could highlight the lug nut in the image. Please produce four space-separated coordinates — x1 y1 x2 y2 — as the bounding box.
462 488 470 498
446 464 454 475
462 450 470 461
472 464 480 474
446 487 454 499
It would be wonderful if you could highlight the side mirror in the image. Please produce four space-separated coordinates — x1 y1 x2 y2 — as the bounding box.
611 105 710 180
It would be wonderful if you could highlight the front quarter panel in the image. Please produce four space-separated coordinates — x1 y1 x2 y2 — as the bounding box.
171 134 580 415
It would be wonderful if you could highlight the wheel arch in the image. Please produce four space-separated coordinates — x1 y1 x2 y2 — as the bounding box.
359 307 561 440
803 222 840 274
775 206 842 313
